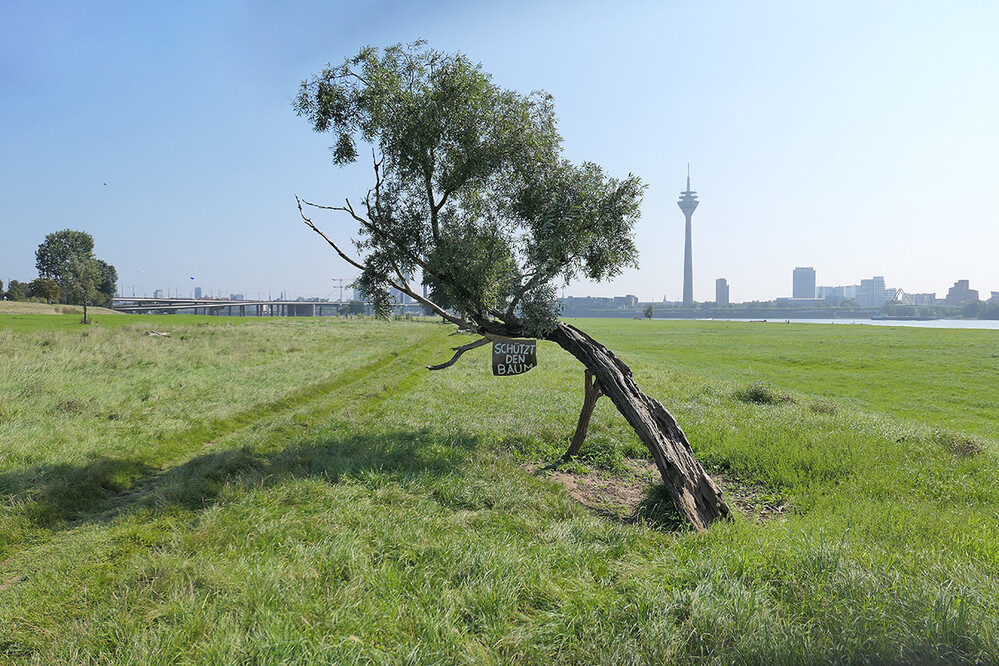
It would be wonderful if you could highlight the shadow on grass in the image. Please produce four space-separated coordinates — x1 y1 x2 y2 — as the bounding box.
0 428 477 530
532 457 690 533
578 483 688 533
632 485 688 531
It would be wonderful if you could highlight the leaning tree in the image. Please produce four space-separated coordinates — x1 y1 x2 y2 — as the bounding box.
295 42 729 530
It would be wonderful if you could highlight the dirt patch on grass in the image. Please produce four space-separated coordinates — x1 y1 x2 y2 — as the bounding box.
0 575 23 591
536 458 789 525
541 459 656 521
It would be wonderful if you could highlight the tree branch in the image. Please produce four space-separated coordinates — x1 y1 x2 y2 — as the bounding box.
296 196 367 272
300 197 438 281
424 160 440 242
426 337 490 370
299 196 468 328
507 267 553 314
387 273 471 329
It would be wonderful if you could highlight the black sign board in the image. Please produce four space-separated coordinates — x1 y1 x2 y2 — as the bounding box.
491 338 537 376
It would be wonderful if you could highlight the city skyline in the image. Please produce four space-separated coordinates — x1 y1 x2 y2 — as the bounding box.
2 2 997 303
115 269 992 307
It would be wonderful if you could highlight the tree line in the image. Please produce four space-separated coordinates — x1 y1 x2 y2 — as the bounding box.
4 230 117 322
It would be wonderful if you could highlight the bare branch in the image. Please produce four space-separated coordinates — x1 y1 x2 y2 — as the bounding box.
296 196 367 272
299 196 440 283
297 196 471 328
426 337 490 370
383 272 471 329
369 148 385 219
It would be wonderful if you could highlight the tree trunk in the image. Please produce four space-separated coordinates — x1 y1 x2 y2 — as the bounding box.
563 369 602 460
83 302 89 324
545 321 729 531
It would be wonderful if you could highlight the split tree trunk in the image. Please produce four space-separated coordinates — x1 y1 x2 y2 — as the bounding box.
545 321 729 531
564 369 603 460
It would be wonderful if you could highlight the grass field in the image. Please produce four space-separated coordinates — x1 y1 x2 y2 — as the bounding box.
1 313 997 664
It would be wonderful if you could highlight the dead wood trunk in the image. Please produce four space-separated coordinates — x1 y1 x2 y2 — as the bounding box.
563 369 603 460
545 321 729 531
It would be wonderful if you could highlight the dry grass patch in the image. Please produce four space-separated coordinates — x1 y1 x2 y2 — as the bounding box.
536 459 790 526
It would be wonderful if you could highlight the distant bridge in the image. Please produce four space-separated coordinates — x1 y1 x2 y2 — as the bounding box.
112 297 341 317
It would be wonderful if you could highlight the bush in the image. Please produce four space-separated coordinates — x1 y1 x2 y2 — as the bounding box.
735 380 795 405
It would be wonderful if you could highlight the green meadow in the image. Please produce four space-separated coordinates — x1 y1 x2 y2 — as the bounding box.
1 313 997 664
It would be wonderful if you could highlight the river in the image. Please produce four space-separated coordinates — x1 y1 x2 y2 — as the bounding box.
658 318 999 331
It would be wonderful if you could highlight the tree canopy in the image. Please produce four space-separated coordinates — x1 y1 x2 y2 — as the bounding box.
5 280 28 302
34 230 116 305
96 259 118 305
36 230 95 282
62 256 102 323
28 277 60 303
295 41 642 336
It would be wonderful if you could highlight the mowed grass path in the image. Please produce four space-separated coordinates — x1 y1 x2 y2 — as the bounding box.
1 314 997 664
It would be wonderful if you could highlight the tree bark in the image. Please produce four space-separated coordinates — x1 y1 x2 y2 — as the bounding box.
563 369 603 460
545 321 729 531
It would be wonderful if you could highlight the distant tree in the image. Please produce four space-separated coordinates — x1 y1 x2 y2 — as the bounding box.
35 230 95 285
979 303 999 320
0 279 4 294
961 300 982 318
342 300 367 316
643 304 654 319
6 280 28 301
294 41 728 529
96 259 118 305
35 230 117 306
28 277 60 303
62 256 102 324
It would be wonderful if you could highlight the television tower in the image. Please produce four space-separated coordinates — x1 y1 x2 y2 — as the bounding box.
677 165 699 306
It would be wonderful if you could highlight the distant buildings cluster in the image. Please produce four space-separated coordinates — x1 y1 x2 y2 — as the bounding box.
671 170 989 310
780 267 983 308
561 295 639 316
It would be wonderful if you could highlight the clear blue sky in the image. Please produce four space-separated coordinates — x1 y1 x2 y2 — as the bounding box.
2 1 997 303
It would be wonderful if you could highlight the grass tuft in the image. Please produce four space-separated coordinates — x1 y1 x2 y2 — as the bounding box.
734 380 796 405
632 484 686 531
931 429 984 457
809 400 838 415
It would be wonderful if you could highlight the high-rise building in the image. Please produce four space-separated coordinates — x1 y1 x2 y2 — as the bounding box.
857 276 892 308
945 280 979 304
676 166 699 306
194 287 202 299
817 285 858 303
715 278 729 305
792 267 816 299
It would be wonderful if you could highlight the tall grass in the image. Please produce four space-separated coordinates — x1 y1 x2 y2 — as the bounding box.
1 314 997 663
